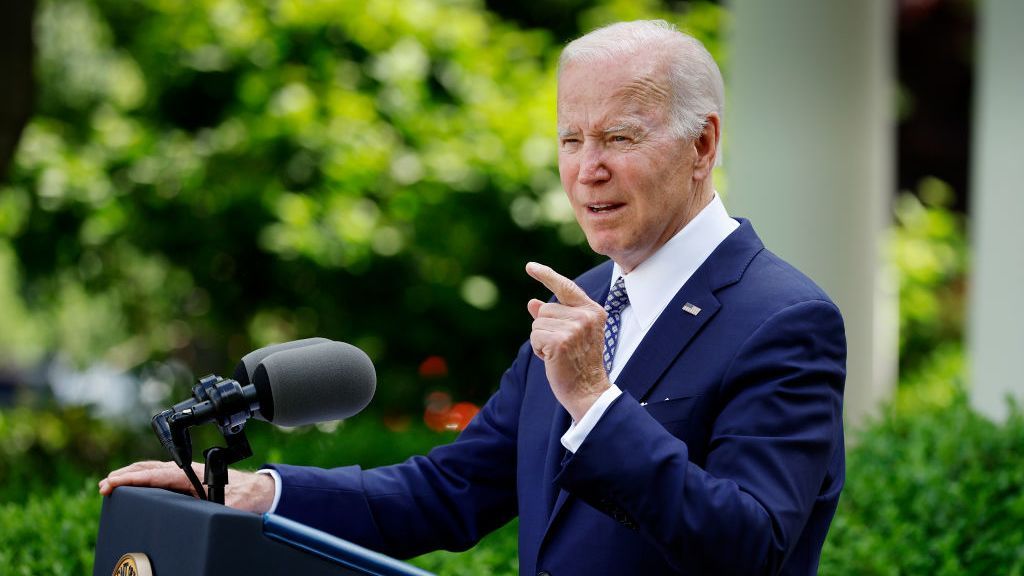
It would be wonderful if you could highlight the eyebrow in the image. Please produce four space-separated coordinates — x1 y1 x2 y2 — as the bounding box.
557 122 643 139
602 122 642 135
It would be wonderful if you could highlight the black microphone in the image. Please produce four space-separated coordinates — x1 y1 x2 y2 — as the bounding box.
152 339 376 466
249 340 376 427
232 337 332 388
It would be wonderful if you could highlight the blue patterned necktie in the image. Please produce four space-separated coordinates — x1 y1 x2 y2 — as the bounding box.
602 276 630 374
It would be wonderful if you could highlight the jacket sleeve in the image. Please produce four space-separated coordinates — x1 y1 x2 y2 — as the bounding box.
264 341 533 559
555 300 846 575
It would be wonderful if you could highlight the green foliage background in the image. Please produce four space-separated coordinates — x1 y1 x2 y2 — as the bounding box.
0 0 724 415
1 0 1018 574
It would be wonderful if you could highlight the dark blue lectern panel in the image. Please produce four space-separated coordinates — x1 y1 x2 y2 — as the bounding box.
94 487 433 576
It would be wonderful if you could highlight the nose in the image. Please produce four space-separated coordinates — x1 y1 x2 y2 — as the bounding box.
577 144 610 185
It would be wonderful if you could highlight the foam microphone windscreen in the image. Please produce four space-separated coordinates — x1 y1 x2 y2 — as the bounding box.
251 341 376 427
232 337 332 386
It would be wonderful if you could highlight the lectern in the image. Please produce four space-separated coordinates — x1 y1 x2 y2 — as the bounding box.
94 486 433 576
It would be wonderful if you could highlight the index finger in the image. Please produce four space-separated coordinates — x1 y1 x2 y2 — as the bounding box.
525 262 595 307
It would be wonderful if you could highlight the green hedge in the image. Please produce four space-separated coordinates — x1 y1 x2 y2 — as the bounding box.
0 480 101 575
821 395 1024 574
3 395 1022 575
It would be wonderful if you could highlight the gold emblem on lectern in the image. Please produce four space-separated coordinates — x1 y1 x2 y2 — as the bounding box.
112 552 153 576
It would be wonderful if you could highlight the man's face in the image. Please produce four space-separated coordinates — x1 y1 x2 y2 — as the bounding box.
557 53 704 273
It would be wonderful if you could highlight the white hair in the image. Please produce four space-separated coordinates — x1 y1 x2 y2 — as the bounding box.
559 20 725 164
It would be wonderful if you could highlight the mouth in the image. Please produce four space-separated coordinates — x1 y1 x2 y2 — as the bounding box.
587 202 625 214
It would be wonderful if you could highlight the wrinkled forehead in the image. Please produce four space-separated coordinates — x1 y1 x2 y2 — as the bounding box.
556 54 672 128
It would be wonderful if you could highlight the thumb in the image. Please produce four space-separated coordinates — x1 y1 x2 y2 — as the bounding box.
527 298 544 319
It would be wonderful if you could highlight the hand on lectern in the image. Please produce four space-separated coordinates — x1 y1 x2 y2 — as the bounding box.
99 461 276 513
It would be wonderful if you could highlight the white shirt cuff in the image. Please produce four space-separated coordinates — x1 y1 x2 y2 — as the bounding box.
560 385 622 453
256 468 283 513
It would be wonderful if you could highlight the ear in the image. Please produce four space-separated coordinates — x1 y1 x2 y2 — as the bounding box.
692 113 720 180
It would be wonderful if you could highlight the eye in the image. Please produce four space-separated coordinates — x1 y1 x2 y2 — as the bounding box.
560 137 581 150
611 135 631 143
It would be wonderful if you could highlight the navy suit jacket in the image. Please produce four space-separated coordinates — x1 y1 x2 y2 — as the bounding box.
267 219 847 575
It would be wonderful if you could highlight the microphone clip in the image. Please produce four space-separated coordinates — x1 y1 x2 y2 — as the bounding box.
151 374 256 504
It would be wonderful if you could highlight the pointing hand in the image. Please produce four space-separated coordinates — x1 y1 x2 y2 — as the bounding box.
526 262 611 421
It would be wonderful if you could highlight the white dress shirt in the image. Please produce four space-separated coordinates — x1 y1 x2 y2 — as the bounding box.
560 193 738 452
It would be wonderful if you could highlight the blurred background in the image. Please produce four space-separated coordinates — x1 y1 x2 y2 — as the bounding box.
1 0 1021 574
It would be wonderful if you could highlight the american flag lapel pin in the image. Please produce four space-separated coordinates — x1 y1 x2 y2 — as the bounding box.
682 302 701 316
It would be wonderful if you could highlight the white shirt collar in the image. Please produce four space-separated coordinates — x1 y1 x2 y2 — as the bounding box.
609 193 739 330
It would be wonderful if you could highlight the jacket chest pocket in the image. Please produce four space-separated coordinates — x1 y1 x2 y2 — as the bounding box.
642 395 700 423
642 395 706 453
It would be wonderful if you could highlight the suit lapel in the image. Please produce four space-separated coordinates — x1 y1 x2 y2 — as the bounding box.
615 220 763 402
616 269 720 403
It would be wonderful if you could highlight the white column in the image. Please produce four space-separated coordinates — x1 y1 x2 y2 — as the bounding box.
727 0 896 426
969 0 1024 422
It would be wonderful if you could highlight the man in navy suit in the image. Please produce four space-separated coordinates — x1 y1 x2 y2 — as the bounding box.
102 20 845 575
